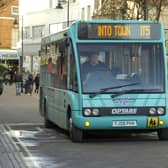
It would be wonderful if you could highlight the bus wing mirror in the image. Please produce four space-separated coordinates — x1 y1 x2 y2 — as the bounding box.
38 50 41 57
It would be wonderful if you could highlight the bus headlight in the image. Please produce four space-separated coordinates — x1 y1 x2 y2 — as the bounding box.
157 108 164 115
84 109 92 116
92 109 99 116
149 108 157 115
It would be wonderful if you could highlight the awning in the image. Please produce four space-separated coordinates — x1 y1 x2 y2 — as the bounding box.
23 43 41 56
0 49 19 60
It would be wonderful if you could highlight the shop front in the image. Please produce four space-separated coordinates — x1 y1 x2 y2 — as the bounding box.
0 49 19 71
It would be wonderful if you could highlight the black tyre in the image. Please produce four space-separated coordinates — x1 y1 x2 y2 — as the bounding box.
158 128 168 140
0 88 3 95
44 117 54 128
68 116 83 142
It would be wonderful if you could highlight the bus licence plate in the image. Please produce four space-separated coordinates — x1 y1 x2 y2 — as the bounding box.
112 120 137 127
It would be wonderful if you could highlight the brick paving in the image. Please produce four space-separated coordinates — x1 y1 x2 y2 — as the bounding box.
0 84 43 124
0 84 42 168
0 124 28 168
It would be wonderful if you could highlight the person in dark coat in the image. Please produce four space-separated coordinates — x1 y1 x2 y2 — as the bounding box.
14 71 23 95
8 69 14 85
25 73 33 95
34 73 40 93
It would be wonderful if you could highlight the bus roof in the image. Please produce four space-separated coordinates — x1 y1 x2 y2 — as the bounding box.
41 28 68 45
41 20 163 45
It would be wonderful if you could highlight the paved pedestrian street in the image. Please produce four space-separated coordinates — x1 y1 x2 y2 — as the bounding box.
0 124 28 168
0 123 69 168
0 85 45 168
0 84 69 168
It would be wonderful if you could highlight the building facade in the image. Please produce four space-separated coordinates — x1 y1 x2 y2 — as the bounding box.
18 0 168 73
18 0 95 73
0 0 19 70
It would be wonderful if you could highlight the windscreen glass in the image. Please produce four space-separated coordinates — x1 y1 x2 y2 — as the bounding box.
78 43 164 93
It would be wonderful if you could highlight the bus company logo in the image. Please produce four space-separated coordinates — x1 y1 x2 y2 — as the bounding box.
111 108 137 115
114 96 135 105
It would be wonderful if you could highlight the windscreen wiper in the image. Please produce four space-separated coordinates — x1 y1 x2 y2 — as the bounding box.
89 82 140 98
111 88 161 98
101 82 140 92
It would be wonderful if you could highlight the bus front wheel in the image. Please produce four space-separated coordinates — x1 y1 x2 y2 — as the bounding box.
69 117 83 142
158 128 168 140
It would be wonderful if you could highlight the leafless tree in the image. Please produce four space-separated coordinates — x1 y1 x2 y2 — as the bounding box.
93 0 168 21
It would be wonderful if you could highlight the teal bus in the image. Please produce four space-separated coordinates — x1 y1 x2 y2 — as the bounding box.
39 20 168 142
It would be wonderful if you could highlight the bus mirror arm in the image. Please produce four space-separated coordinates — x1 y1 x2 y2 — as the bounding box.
66 42 69 47
65 39 69 47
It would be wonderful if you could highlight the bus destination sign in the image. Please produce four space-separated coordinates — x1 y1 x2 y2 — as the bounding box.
78 23 161 40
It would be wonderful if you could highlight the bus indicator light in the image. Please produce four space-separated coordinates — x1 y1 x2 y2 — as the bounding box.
85 121 91 127
159 120 164 126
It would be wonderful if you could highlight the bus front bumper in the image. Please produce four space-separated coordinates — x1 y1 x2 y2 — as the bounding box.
73 115 168 130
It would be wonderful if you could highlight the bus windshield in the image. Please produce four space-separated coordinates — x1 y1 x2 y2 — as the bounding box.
78 43 164 93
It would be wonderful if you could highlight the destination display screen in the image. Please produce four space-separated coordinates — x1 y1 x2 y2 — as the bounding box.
78 22 161 40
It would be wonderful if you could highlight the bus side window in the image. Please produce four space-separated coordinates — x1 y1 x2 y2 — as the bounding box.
56 41 68 89
69 41 78 92
70 55 78 91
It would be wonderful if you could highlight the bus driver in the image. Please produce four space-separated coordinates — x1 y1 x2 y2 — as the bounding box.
81 51 107 80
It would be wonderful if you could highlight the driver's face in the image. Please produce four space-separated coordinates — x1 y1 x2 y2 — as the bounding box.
90 54 99 64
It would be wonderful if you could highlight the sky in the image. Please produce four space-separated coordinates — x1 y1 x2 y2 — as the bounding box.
20 0 94 15
19 0 50 15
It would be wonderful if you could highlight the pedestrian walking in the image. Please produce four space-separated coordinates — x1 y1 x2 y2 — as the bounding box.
14 71 23 95
8 69 14 85
3 70 10 85
34 73 40 94
25 73 33 95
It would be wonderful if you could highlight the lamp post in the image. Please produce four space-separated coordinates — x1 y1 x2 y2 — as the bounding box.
13 16 21 72
56 0 70 27
13 16 23 74
20 15 23 74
